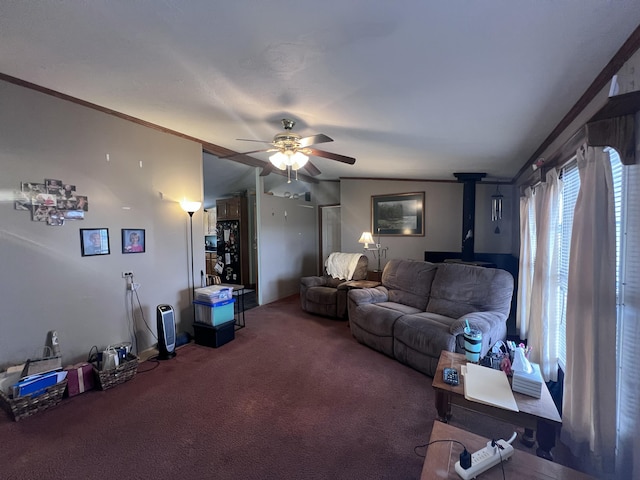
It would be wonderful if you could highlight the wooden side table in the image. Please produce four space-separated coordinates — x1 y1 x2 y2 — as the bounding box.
420 422 594 479
366 270 382 282
342 280 381 289
432 350 561 460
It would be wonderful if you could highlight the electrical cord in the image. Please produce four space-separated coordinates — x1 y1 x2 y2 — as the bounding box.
492 439 506 480
133 285 156 340
413 438 468 458
136 357 160 373
126 274 157 360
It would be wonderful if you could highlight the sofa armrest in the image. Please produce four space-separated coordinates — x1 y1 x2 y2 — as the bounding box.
300 276 328 288
348 286 389 306
449 311 507 337
449 311 508 357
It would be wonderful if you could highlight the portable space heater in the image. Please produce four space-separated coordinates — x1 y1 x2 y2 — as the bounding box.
157 304 177 360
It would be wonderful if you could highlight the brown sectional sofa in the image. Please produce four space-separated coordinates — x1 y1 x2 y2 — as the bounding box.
347 259 514 377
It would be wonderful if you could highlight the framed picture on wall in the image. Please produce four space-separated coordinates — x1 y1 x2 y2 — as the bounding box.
80 228 110 256
371 192 425 236
122 229 145 254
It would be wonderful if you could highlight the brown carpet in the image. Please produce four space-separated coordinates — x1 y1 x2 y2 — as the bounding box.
0 295 578 479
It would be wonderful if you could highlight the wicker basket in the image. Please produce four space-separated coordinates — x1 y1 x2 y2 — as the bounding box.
0 379 68 422
92 354 138 390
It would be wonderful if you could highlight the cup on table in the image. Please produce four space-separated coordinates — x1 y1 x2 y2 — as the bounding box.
463 327 482 363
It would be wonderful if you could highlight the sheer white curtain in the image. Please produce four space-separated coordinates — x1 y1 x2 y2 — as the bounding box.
527 169 561 382
516 187 534 340
561 145 617 473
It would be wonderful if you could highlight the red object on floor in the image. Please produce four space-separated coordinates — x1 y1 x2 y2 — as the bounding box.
64 362 95 396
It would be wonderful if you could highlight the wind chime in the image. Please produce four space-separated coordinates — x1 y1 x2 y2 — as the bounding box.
491 185 504 234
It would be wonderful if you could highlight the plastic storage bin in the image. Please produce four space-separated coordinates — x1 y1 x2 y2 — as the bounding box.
194 298 235 326
193 320 235 348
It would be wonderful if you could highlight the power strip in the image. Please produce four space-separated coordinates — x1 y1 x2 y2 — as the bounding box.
454 434 516 479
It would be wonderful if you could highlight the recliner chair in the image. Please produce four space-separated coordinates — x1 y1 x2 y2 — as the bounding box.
300 253 369 319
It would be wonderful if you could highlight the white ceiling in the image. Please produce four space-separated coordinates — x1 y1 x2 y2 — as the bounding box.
2 1 639 184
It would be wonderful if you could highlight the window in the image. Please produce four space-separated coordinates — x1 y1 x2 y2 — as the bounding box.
555 149 623 371
556 162 579 371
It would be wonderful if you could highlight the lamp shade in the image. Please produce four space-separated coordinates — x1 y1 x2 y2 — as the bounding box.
180 200 202 213
358 231 375 248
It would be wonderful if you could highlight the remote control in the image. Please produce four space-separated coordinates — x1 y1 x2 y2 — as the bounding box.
443 367 459 386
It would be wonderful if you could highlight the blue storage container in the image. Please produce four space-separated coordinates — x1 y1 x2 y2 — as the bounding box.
193 298 235 326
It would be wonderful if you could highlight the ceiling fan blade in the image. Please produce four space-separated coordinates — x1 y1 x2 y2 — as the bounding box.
303 160 321 176
306 148 356 165
299 133 333 147
236 138 274 144
260 163 274 176
219 149 273 159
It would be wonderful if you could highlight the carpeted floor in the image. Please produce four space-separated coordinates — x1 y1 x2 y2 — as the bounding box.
0 295 583 479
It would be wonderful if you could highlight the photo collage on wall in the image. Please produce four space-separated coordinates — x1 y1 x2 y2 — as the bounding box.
15 178 89 226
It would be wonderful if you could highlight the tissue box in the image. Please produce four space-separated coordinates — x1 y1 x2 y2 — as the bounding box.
64 362 95 397
512 362 543 398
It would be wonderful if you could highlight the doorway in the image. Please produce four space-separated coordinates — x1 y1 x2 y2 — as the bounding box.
319 204 341 274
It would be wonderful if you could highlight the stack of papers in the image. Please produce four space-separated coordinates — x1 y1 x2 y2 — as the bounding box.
463 363 519 412
195 286 233 303
11 371 67 399
512 362 543 398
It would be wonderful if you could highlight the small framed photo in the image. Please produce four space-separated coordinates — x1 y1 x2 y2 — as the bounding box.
80 228 110 256
371 192 425 236
122 229 145 254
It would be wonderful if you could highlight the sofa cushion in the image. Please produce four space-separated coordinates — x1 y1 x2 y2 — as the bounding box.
382 259 438 310
427 263 514 319
349 301 423 358
394 313 457 359
350 302 421 337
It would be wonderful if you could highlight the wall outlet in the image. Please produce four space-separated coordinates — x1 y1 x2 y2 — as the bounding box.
122 271 133 278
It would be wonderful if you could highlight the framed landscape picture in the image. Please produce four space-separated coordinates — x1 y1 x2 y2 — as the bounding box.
371 192 425 236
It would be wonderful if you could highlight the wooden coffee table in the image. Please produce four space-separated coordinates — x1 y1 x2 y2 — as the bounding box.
432 351 562 460
420 421 594 479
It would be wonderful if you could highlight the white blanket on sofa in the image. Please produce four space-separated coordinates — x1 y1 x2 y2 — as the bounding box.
325 252 362 280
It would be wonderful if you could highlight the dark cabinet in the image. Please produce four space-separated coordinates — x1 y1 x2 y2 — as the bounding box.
216 197 243 221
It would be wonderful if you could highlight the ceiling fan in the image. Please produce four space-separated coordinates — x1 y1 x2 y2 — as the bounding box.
225 119 356 183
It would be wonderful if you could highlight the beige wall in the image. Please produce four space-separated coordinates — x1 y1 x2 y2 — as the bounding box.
257 176 318 304
0 80 204 368
340 179 515 269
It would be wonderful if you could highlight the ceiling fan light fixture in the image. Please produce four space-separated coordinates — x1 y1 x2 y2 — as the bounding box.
269 150 308 171
269 151 288 170
290 151 308 169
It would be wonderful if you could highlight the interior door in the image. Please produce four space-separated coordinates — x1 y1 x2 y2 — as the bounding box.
319 205 341 274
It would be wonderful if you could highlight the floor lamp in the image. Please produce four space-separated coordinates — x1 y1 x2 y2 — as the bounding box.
180 200 202 312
